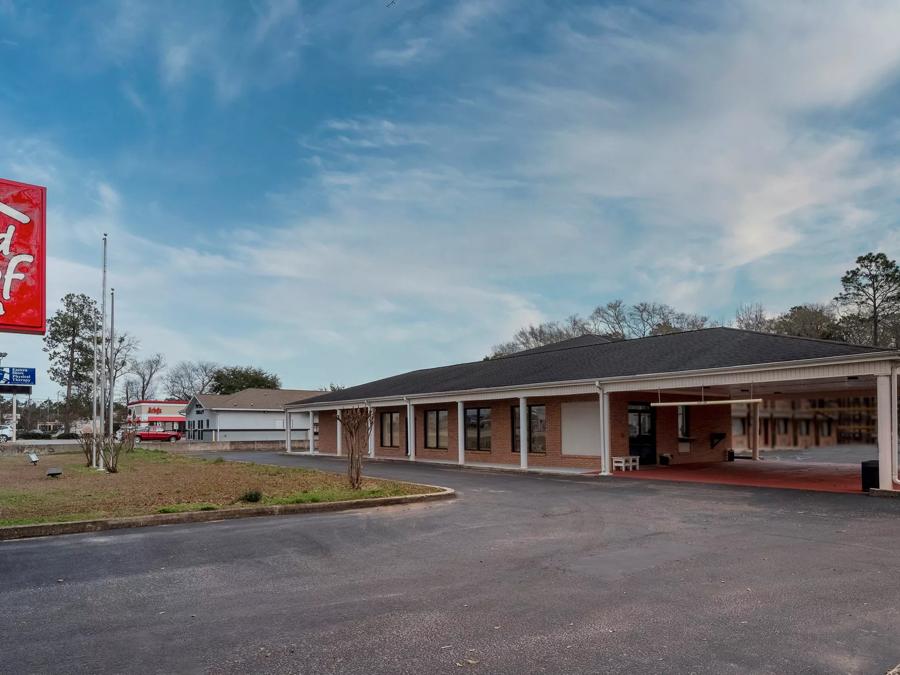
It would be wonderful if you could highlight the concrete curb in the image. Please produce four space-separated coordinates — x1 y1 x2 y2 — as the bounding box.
278 452 603 480
869 488 900 498
0 485 455 541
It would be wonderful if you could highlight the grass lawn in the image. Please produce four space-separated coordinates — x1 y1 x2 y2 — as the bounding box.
0 450 438 526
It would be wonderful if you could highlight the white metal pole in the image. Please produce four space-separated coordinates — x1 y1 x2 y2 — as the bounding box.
457 401 464 465
99 234 107 439
406 400 415 461
367 406 375 457
877 374 893 491
336 410 342 456
751 403 760 461
91 313 98 468
598 388 610 476
602 391 612 474
108 288 115 437
11 394 16 442
518 396 528 470
284 410 292 453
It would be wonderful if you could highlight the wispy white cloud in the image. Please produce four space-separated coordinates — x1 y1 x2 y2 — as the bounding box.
4 0 900 396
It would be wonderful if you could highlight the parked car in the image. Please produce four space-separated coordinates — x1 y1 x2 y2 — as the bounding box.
133 428 182 443
0 425 13 442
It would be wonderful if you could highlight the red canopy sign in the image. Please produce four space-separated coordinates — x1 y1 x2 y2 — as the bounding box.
0 178 46 334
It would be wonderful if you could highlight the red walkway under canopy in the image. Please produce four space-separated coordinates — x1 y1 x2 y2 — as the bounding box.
610 460 863 494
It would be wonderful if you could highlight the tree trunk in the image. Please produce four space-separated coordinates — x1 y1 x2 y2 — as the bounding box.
63 325 77 433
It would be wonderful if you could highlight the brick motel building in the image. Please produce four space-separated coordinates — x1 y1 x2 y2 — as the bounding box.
284 328 900 494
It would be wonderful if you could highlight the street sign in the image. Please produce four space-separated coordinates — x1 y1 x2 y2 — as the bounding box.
0 385 31 395
0 367 35 385
0 178 46 335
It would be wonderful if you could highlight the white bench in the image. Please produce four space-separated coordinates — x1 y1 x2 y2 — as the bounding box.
613 456 640 471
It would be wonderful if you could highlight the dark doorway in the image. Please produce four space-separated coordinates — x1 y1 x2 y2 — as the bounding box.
628 402 657 465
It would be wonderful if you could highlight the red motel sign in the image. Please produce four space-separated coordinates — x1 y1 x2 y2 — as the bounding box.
0 178 46 335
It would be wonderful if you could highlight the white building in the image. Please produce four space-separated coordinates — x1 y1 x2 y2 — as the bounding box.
183 388 319 443
126 399 188 431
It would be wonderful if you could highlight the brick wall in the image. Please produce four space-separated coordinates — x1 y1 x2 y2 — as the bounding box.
415 405 458 462
317 410 338 455
607 392 731 465
315 389 734 469
374 406 408 458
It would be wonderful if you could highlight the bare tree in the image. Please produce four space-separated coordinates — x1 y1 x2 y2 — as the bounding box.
337 406 375 490
106 332 139 414
587 300 630 339
128 353 166 400
164 360 219 399
489 300 714 357
122 378 140 403
734 303 770 332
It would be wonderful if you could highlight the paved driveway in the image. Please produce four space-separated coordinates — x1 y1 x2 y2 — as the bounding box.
2 452 900 674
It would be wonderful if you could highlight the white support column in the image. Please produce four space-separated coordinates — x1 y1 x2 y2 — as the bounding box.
598 389 610 476
518 396 528 470
336 410 342 456
407 400 415 461
602 391 612 475
878 375 895 491
457 401 465 465
892 366 898 487
309 411 316 454
367 406 375 457
751 403 760 461
11 395 16 443
285 410 292 453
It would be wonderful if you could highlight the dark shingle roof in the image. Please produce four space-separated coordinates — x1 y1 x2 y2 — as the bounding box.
502 334 613 356
197 388 320 410
298 327 888 405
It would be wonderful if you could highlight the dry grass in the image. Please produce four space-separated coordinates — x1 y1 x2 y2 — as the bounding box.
0 450 437 526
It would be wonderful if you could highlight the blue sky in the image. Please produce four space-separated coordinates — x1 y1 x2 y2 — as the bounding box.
1 0 899 400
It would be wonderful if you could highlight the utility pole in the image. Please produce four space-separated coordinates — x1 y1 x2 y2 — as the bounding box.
99 234 107 440
108 288 115 437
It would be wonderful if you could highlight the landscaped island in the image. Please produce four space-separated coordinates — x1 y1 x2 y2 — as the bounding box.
0 450 439 527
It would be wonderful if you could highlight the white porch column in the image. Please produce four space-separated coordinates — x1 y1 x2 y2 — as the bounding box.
518 396 528 470
367 406 375 457
751 403 760 461
309 411 316 454
877 374 895 491
406 400 415 461
336 410 342 456
457 401 465 465
284 410 292 453
602 391 612 475
598 389 610 476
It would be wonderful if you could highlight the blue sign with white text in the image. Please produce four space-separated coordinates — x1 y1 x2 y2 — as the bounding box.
0 367 36 385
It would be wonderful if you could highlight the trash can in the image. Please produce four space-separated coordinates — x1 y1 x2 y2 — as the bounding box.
861 459 879 492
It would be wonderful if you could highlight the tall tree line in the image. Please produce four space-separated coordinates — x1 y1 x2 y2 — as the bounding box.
491 251 900 357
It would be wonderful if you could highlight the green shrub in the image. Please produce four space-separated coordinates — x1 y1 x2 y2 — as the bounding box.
239 489 262 503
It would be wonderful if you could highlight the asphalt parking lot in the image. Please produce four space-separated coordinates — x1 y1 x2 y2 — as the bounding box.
2 452 900 674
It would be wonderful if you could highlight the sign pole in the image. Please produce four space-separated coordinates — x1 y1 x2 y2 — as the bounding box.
99 234 107 440
108 287 115 437
11 394 16 443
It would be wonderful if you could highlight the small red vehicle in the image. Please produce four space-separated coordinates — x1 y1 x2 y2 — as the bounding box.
132 427 182 443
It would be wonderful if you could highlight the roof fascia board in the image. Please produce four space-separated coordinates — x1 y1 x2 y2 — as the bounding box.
285 351 900 410
208 407 285 412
